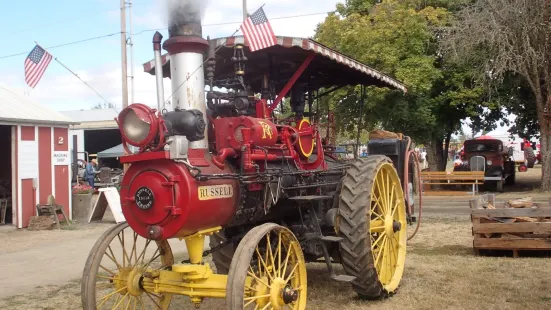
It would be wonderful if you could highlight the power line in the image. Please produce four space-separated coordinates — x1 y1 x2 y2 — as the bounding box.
0 32 120 60
0 10 335 61
132 11 335 35
7 3 145 35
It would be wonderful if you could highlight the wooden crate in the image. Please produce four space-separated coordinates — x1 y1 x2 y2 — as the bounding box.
469 194 551 257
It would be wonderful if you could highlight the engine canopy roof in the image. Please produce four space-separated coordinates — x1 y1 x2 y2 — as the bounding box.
143 35 407 94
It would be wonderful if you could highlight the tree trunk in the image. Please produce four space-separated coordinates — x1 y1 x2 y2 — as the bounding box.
427 137 447 171
540 96 551 191
541 133 551 191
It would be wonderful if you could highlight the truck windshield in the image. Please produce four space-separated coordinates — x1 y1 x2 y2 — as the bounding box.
465 143 501 152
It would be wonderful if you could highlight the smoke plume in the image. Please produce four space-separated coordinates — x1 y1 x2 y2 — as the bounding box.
164 0 209 26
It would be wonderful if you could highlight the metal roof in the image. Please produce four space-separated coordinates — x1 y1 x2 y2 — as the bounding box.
60 109 119 123
0 84 78 126
143 35 407 93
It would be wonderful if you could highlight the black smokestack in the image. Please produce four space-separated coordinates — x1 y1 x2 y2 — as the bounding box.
165 0 208 37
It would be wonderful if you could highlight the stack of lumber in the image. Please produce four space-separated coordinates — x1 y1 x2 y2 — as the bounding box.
470 194 551 257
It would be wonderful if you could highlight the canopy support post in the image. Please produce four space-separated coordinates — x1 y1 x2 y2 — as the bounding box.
268 54 315 114
355 85 366 159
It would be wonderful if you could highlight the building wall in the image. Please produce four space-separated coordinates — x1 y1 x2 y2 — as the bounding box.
14 125 71 228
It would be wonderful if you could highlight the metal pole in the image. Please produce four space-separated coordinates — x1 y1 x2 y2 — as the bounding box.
128 0 135 105
243 0 247 20
355 85 366 159
120 0 129 110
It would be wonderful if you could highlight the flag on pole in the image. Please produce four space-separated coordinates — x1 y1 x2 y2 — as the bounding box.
240 7 277 52
24 44 53 88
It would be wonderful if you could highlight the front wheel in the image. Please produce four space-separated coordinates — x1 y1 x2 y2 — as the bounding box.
337 156 407 299
226 223 307 310
81 223 174 309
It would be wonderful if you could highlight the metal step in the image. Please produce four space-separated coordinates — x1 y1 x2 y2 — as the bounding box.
288 195 333 202
332 274 356 283
320 236 343 242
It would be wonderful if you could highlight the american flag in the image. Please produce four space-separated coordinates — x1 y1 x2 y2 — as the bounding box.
240 7 277 52
24 45 53 88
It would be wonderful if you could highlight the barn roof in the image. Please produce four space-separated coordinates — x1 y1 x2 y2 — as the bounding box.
0 84 78 126
143 35 407 93
61 109 119 123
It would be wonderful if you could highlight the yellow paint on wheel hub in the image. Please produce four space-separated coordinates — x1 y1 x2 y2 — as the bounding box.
270 277 287 309
126 267 145 296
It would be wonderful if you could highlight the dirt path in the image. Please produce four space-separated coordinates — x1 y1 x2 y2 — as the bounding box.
0 222 191 299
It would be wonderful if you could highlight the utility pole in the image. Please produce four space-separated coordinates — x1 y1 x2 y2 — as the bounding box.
120 0 129 110
128 0 135 105
243 0 247 20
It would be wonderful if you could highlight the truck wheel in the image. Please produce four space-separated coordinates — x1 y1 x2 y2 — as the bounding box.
525 147 536 168
496 180 504 193
506 174 516 186
209 230 235 274
337 156 407 299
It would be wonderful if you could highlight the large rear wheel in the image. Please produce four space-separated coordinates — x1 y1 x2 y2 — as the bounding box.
337 156 407 298
525 147 536 168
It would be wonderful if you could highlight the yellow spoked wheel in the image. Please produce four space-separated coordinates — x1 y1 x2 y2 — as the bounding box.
226 223 307 310
337 155 407 298
81 222 173 309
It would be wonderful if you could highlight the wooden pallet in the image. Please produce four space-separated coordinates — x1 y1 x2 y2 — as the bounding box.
470 194 551 258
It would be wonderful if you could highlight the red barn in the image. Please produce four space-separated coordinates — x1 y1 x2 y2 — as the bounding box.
0 85 77 228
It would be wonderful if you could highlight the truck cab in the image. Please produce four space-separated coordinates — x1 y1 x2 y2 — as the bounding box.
454 138 515 192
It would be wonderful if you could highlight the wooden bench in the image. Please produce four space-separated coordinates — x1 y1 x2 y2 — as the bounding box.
421 171 484 196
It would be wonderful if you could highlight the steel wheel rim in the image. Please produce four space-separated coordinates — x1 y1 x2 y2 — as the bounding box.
369 162 407 292
243 228 307 310
88 223 173 309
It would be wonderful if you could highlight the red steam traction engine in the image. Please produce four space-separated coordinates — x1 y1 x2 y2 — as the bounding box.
81 9 416 310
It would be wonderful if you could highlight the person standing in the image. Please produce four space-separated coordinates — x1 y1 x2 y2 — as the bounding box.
85 159 99 188
420 149 428 169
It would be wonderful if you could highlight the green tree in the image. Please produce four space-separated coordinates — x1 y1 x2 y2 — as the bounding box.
92 102 117 110
315 0 495 170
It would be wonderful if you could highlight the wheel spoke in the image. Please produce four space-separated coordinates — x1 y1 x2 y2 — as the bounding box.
265 232 276 278
144 292 161 309
248 271 271 288
372 231 386 249
136 239 151 265
105 246 123 270
281 242 293 278
97 286 127 308
255 247 274 281
277 232 282 278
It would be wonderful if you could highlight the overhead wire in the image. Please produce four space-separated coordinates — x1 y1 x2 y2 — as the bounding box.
0 10 336 60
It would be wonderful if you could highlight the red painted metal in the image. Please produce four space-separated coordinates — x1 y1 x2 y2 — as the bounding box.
120 151 171 163
214 116 278 151
116 104 165 153
268 54 315 113
120 157 240 240
212 148 237 169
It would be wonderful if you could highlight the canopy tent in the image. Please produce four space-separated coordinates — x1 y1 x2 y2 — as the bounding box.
97 144 125 158
97 144 140 158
